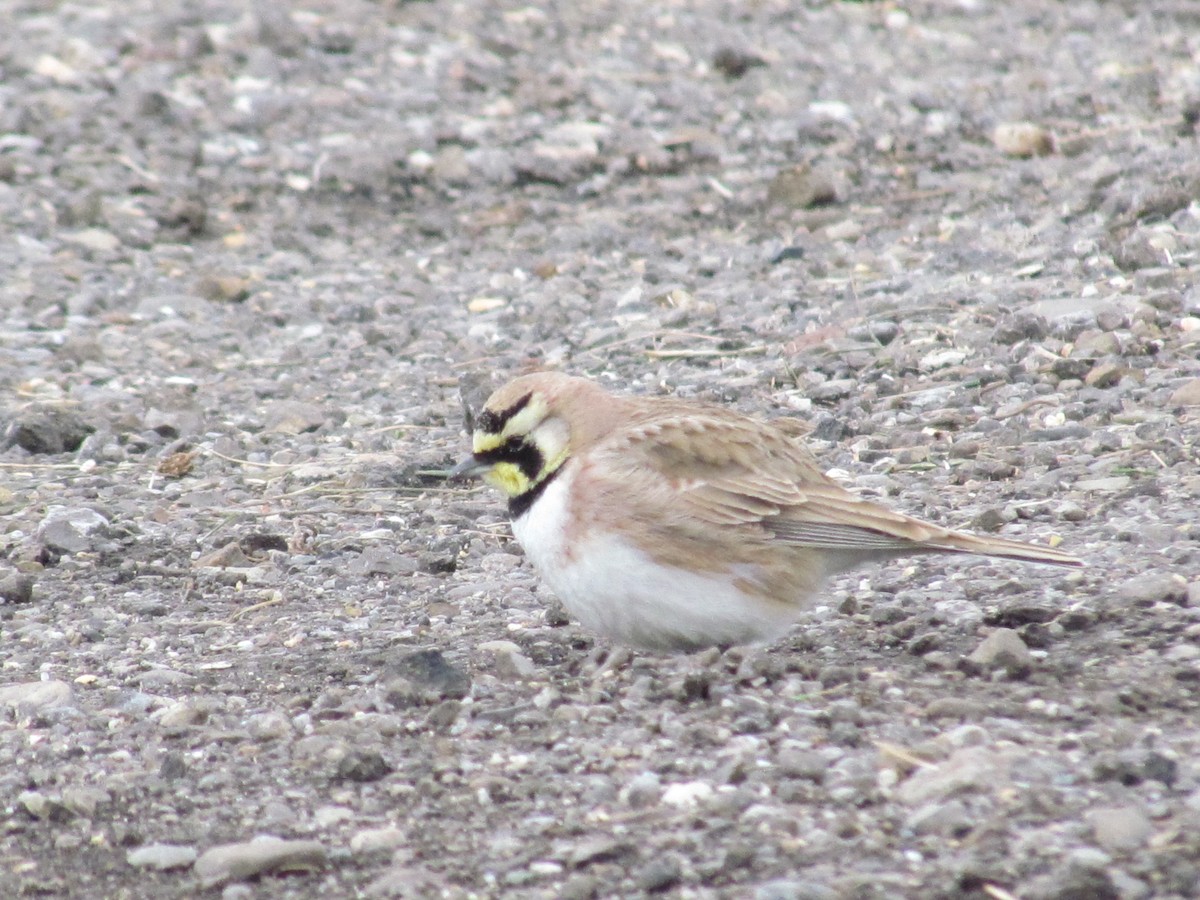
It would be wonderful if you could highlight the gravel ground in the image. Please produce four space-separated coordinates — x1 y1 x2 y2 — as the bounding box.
3 1 1200 897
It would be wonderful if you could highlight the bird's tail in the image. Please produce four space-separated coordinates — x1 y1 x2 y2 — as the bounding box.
929 529 1082 568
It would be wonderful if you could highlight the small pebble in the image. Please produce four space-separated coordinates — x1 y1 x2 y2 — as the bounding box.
193 836 326 887
992 121 1053 156
1087 805 1154 854
126 844 199 871
967 628 1034 676
637 856 682 893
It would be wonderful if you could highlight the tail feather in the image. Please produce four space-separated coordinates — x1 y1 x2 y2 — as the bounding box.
930 530 1082 568
767 486 1081 567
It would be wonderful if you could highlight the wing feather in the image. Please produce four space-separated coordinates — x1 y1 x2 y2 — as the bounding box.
596 411 925 551
578 406 1078 568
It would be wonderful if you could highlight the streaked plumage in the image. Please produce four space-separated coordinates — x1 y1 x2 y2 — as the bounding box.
454 372 1080 652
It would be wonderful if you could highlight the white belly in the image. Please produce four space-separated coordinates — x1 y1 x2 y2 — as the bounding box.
510 473 798 652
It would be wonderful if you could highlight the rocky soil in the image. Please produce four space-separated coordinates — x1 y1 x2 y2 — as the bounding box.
2 0 1200 897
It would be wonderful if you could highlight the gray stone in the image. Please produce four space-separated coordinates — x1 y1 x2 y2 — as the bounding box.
905 799 974 836
61 786 111 818
1116 574 1189 607
0 680 74 711
560 873 601 900
383 649 470 704
777 748 827 782
0 571 35 604
1087 805 1154 854
349 826 407 854
126 843 199 870
897 747 1011 805
1023 856 1119 900
637 856 682 892
1107 869 1151 900
1170 378 1200 406
363 866 448 898
568 837 634 868
334 748 392 783
18 791 70 822
923 697 988 720
194 836 326 887
478 640 539 679
621 772 662 808
62 227 121 253
261 400 327 434
347 546 420 576
37 506 112 553
155 699 217 729
754 879 838 900
967 628 1034 675
4 404 93 453
246 711 292 741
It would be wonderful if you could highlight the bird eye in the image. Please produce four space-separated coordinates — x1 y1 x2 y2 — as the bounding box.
472 436 536 472
496 437 544 480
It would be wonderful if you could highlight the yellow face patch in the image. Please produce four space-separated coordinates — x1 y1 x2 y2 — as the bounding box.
482 461 531 498
469 394 566 501
473 430 505 455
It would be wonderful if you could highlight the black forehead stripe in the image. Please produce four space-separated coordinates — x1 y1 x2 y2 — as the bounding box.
475 437 543 480
476 392 532 434
475 409 502 435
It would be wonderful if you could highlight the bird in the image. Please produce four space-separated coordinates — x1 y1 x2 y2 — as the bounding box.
451 372 1081 653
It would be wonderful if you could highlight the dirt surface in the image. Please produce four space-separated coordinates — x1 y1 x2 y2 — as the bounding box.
2 0 1200 897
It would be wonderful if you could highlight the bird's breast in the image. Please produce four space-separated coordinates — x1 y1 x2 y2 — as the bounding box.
509 470 799 651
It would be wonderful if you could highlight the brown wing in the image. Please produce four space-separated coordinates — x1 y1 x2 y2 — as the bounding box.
591 410 913 547
590 409 1079 566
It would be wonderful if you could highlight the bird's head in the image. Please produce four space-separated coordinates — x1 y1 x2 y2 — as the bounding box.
451 373 579 502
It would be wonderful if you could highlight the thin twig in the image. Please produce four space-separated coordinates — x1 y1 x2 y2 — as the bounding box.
117 154 162 183
361 422 440 434
205 448 296 469
582 329 673 355
645 346 767 360
230 595 285 621
874 740 935 770
0 461 99 470
706 176 734 199
877 382 958 401
993 397 1061 420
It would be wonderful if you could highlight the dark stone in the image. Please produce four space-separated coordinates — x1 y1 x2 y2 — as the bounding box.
383 649 471 704
638 857 682 893
5 405 94 454
0 572 35 604
335 748 392 783
241 533 289 554
712 47 766 79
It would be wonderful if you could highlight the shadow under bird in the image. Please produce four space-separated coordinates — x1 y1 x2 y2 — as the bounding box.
452 372 1081 653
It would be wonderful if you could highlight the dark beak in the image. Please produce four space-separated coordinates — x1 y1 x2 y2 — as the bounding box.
448 455 490 479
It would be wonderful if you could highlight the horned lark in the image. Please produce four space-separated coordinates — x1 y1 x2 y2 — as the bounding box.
453 372 1080 652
